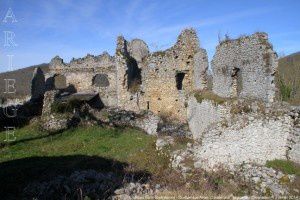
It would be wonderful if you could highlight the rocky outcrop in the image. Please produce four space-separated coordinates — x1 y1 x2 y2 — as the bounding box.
238 164 296 197
112 182 158 200
104 108 160 135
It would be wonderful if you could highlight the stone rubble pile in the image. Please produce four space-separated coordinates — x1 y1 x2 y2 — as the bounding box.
171 148 194 178
155 136 175 151
112 182 159 200
238 164 297 197
101 108 161 135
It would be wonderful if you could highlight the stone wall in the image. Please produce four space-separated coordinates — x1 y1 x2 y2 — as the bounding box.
189 99 300 169
45 29 280 122
47 53 118 107
212 33 278 103
288 108 300 163
187 96 230 139
138 29 208 121
114 36 145 112
48 28 208 121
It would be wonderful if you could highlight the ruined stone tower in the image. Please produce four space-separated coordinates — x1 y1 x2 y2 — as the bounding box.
212 32 278 102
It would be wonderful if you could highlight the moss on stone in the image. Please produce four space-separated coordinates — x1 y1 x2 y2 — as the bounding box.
152 51 166 57
279 175 290 185
194 90 227 105
230 102 252 115
266 160 300 176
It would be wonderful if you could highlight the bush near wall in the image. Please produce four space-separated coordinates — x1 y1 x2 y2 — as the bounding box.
277 52 300 105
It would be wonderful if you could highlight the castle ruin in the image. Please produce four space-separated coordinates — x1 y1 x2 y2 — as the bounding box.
47 29 209 121
28 28 278 122
2 27 300 178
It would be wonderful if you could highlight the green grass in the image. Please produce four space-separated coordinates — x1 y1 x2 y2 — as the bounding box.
266 159 300 176
0 124 157 170
278 76 293 101
0 124 165 199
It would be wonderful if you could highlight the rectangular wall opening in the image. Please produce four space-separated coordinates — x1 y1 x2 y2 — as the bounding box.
231 67 242 96
176 72 186 90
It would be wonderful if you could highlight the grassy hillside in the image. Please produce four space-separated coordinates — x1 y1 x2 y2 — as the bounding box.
277 52 300 105
0 125 159 170
0 124 165 199
0 63 49 100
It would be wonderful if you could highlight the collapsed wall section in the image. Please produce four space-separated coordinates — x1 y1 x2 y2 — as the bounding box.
187 96 231 139
47 53 118 107
114 37 148 112
212 33 278 102
188 99 300 170
47 29 208 120
193 114 295 170
139 29 209 121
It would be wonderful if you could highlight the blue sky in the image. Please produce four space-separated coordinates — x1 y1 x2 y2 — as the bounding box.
0 0 299 72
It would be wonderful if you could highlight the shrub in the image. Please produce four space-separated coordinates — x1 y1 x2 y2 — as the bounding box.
194 90 227 105
0 97 6 104
266 159 300 175
230 102 252 115
278 78 292 101
51 99 83 113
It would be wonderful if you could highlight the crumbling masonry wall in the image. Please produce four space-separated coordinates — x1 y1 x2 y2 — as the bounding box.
45 29 280 122
47 53 118 107
115 29 208 121
193 113 297 169
139 29 208 121
212 33 278 102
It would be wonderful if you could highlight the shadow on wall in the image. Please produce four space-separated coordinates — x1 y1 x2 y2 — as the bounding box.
126 57 142 92
0 155 151 200
0 97 44 131
45 74 69 91
31 67 45 100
